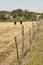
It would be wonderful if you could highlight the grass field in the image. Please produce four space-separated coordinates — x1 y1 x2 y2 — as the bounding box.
21 20 43 65
0 20 42 65
0 21 36 65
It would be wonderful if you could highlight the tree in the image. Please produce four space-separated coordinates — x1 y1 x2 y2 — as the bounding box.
16 9 23 17
24 10 37 21
41 14 43 18
0 12 7 20
11 10 17 18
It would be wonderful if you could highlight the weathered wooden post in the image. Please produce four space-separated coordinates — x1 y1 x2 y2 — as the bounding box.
37 19 40 28
29 28 32 48
37 20 38 28
35 22 37 33
31 23 34 40
36 19 40 30
35 20 38 32
33 24 35 39
20 21 24 59
31 23 35 40
22 25 24 59
15 37 21 65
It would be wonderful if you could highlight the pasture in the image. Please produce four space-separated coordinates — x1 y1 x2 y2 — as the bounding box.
0 21 39 65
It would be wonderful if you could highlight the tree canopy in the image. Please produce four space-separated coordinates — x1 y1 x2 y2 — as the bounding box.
0 9 42 22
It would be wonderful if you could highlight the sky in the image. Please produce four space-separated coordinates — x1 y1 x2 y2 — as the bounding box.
0 0 43 13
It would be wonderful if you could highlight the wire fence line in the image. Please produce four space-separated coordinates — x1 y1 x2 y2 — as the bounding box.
0 20 41 65
14 20 41 65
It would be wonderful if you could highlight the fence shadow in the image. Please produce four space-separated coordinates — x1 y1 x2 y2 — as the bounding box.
23 48 30 58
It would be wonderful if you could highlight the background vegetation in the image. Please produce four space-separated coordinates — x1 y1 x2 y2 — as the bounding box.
0 9 43 22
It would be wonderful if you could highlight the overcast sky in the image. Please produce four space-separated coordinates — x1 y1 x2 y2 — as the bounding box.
0 0 43 13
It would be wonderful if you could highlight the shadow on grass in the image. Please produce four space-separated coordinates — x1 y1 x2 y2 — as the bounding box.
23 49 30 58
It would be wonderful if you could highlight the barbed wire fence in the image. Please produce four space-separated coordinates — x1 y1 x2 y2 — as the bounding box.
0 19 41 65
14 19 41 65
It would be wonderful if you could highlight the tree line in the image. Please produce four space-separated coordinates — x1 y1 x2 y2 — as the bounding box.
0 9 43 22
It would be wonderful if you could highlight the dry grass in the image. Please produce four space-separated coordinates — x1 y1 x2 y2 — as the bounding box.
0 21 36 65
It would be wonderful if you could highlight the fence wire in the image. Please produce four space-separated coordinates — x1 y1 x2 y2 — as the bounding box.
0 20 41 65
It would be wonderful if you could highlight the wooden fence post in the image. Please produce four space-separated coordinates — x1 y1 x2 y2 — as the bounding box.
29 28 32 47
35 20 40 32
37 20 39 28
22 25 24 59
37 20 40 28
31 23 35 40
36 20 40 30
33 24 35 39
35 22 37 33
15 37 21 65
